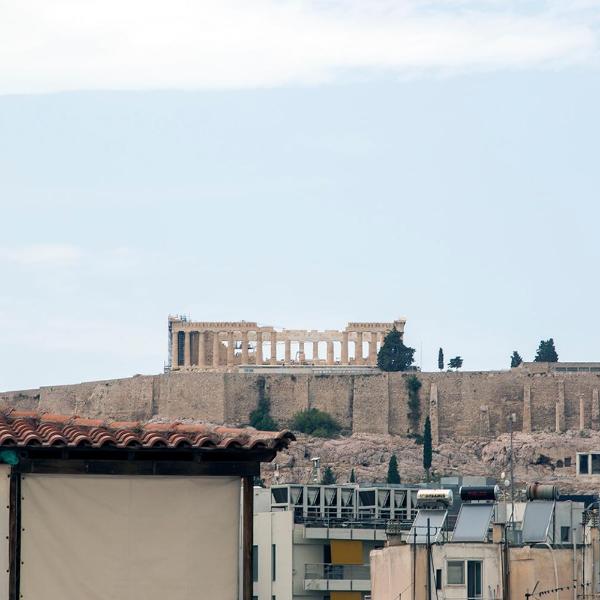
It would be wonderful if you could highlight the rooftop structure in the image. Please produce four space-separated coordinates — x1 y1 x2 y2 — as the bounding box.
167 316 406 371
0 410 294 600
372 484 598 600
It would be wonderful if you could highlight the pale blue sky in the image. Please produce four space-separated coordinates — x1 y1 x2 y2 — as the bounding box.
1 1 600 390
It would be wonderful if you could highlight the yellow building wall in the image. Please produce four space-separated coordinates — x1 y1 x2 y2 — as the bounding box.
331 592 361 600
331 540 363 564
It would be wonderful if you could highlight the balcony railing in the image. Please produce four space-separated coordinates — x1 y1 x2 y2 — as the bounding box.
305 563 370 581
304 563 371 591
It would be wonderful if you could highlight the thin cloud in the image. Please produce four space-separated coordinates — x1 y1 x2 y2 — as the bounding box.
0 244 83 266
0 0 598 94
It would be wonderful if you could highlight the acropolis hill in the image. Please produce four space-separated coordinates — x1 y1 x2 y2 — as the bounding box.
3 318 600 449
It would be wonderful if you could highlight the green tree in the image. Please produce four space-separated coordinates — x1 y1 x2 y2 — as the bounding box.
321 466 336 485
438 348 444 371
448 356 463 370
377 327 416 372
406 375 422 433
249 396 278 431
510 351 523 368
387 454 401 484
534 339 558 362
290 408 341 437
349 468 356 483
423 416 432 480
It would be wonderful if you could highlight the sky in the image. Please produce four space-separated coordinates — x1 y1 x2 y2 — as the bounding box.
1 0 600 390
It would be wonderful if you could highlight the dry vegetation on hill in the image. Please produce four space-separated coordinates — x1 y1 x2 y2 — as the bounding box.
263 430 599 494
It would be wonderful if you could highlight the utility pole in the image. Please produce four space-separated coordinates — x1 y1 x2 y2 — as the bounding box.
508 413 516 524
426 518 432 600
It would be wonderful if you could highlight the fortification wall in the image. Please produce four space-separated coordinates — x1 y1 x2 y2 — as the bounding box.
2 368 600 440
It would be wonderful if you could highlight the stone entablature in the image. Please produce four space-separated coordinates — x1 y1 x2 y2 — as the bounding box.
168 317 405 371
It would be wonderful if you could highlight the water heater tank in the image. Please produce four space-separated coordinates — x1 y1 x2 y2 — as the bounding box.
459 485 500 502
526 483 558 501
416 489 453 508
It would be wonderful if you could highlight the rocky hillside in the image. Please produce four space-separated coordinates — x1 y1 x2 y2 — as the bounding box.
263 430 600 494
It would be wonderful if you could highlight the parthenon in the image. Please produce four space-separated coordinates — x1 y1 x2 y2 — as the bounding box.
168 317 406 371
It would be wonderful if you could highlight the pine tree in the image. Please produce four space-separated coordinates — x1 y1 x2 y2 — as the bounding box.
387 454 401 484
510 351 523 368
321 466 336 485
438 348 444 371
423 417 432 480
448 356 463 370
349 468 356 483
534 339 558 362
377 327 416 372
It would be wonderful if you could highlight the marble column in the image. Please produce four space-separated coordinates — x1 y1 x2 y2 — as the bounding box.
369 332 377 365
198 331 206 367
298 341 305 363
580 395 586 431
256 331 263 365
242 331 249 364
227 332 234 366
327 341 334 365
355 333 363 365
270 332 277 365
341 331 349 365
171 330 179 369
184 331 191 367
312 341 319 363
212 332 220 368
285 340 291 363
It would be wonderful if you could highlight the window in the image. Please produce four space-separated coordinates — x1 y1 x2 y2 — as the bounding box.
252 545 258 582
561 526 570 543
272 544 276 581
436 569 442 590
565 457 572 467
579 454 589 475
467 561 482 599
591 454 600 475
447 560 465 585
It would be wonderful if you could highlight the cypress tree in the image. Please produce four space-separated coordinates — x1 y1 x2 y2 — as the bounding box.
349 468 356 483
377 327 416 372
321 466 336 485
387 454 401 484
423 417 432 480
438 348 444 371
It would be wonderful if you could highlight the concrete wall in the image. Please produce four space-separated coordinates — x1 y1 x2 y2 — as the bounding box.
3 367 600 440
370 542 588 600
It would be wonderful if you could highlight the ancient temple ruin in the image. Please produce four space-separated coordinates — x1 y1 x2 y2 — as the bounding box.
168 317 406 371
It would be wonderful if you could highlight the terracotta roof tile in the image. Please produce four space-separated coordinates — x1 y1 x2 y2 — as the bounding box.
0 410 295 451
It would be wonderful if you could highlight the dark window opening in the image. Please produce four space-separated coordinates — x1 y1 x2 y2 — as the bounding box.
252 545 258 582
467 560 482 599
561 526 570 543
177 331 185 366
579 454 589 475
